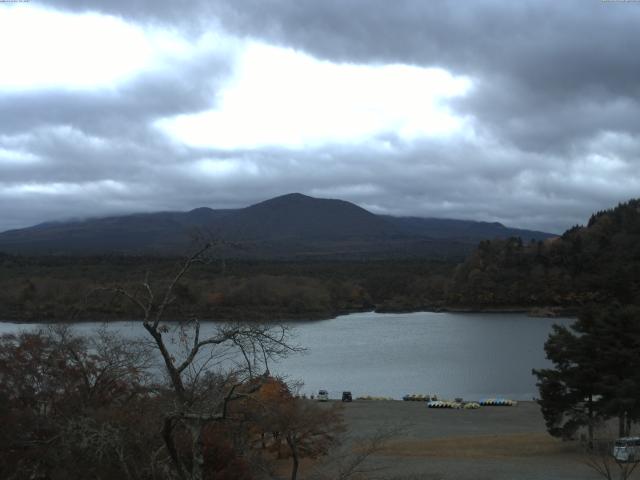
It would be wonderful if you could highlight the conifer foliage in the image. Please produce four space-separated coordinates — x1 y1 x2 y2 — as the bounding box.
534 304 640 445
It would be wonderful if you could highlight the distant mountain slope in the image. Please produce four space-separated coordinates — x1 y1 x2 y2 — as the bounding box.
0 209 234 255
382 216 553 243
0 193 555 257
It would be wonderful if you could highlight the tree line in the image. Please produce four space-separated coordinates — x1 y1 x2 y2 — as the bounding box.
449 199 640 310
0 255 454 322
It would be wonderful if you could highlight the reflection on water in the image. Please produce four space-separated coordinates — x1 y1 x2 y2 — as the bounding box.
0 311 571 401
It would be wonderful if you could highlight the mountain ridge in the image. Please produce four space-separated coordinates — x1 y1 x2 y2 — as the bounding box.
0 193 555 258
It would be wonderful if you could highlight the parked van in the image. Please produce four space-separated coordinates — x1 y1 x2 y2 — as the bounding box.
614 437 640 463
317 389 329 401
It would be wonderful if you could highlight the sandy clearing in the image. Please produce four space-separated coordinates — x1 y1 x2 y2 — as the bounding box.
324 400 637 480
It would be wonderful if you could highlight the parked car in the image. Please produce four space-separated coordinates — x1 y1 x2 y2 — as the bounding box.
342 391 353 402
317 389 329 401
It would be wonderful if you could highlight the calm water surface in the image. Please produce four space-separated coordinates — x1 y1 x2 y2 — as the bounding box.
0 311 571 401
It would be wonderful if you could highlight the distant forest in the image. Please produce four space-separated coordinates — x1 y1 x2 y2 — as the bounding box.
1 199 639 322
0 255 454 322
449 199 640 311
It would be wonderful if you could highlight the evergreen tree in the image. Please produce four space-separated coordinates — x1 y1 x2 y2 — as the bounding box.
534 322 600 444
534 304 640 445
582 305 640 436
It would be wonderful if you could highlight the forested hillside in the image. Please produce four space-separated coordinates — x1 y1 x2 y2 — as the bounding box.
448 199 640 310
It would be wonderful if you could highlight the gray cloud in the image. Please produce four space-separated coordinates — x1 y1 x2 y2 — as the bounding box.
3 0 640 234
0 48 231 137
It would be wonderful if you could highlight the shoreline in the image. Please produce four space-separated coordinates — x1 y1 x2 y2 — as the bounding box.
0 304 577 324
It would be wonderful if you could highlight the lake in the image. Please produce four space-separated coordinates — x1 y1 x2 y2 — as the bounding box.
0 311 571 401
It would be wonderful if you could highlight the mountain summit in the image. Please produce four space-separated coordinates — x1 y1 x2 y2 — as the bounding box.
214 193 394 240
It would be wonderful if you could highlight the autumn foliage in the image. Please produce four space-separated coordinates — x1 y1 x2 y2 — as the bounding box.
0 330 344 480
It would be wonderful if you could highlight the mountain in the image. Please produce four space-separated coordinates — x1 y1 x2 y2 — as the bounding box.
213 193 395 240
0 193 555 258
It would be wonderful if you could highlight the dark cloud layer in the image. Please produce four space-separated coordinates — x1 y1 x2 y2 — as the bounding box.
2 0 640 234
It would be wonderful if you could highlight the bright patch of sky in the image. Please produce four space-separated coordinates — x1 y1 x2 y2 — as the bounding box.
0 147 40 165
156 43 473 149
0 6 199 90
5 180 127 197
193 158 260 177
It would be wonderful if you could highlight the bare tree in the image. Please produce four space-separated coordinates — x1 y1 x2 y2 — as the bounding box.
0 327 159 480
254 396 345 480
113 243 302 480
48 324 154 405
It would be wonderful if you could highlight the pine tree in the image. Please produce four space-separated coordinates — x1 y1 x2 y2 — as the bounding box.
534 304 640 445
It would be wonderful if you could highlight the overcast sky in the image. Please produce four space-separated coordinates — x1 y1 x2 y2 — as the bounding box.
1 0 639 234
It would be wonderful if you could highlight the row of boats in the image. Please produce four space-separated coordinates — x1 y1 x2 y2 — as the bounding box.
428 401 480 409
403 394 517 408
308 393 518 406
